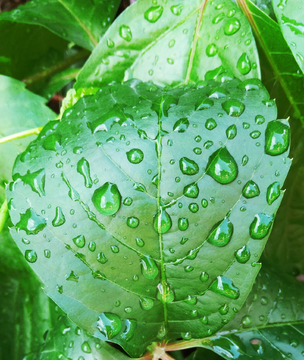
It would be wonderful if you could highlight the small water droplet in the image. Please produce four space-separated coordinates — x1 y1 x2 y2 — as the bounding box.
206 147 238 184
168 39 175 47
266 181 281 205
183 183 199 198
52 206 65 227
222 100 245 117
92 182 121 216
180 237 189 245
226 124 237 139
126 148 144 164
250 213 273 239
97 252 108 264
224 18 241 35
265 120 290 156
250 338 265 354
205 118 217 130
139 297 154 310
88 241 96 252
73 235 85 248
121 319 137 341
119 25 132 41
219 303 229 315
189 203 199 213
144 5 163 23
179 157 199 175
44 249 51 258
243 122 250 129
178 218 189 231
207 218 233 247
235 245 250 263
111 245 119 253
42 133 62 152
204 140 213 149
255 115 265 125
157 283 175 303
242 180 260 198
97 313 121 339
127 216 139 228
195 135 202 142
173 118 189 132
242 315 252 327
154 208 172 233
123 197 133 206
242 155 249 166
196 98 214 110
25 249 37 263
171 4 183 15
77 158 93 188
206 43 218 57
237 53 251 75
141 255 159 279
210 276 240 299
201 199 208 208
200 271 209 282
66 270 79 282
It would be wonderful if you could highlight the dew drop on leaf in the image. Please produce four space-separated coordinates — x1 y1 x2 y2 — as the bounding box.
77 158 93 188
123 197 133 206
235 245 251 263
154 208 172 233
242 315 252 327
250 130 261 139
250 338 265 354
173 118 189 132
178 217 189 231
183 182 199 198
73 235 85 248
126 148 144 164
44 249 51 258
144 5 163 23
201 199 208 208
66 270 79 282
141 255 159 279
92 182 121 216
200 271 209 282
97 313 122 339
16 208 47 235
97 252 108 264
119 25 132 42
139 297 154 310
179 157 199 175
249 213 274 239
224 18 241 35
266 181 281 205
206 147 238 184
205 118 217 130
222 100 245 117
170 4 183 15
52 206 66 227
242 180 260 198
42 133 62 152
189 203 199 213
121 319 137 341
16 168 46 197
127 216 139 228
242 155 249 166
255 115 265 125
88 241 96 252
210 276 240 299
135 237 145 247
81 341 91 353
226 124 237 139
196 98 214 110
204 140 213 149
25 249 37 263
206 43 218 57
237 53 251 75
111 245 119 253
207 218 233 247
157 283 175 303
219 303 229 315
265 121 290 156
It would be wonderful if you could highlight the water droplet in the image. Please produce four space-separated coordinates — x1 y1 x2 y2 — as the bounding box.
207 218 233 247
173 118 189 132
204 140 213 149
250 213 274 239
153 208 172 233
205 118 217 130
97 313 121 339
200 272 209 282
157 283 175 303
267 181 281 205
243 122 250 129
121 319 137 341
44 249 51 258
25 249 37 263
42 133 62 152
242 180 260 198
123 197 133 206
226 124 237 139
171 4 183 15
52 206 65 227
212 12 225 24
242 155 249 166
265 120 290 156
206 43 218 57
242 315 252 327
183 183 199 198
237 53 251 75
77 158 93 188
179 157 199 175
206 147 238 184
144 5 163 23
235 245 250 263
73 235 85 248
111 245 119 253
181 237 189 245
195 135 202 142
16 208 46 235
196 98 214 110
224 18 241 35
66 270 79 282
88 241 96 251
92 182 121 216
208 87 229 99
107 39 114 48
127 216 139 228
210 276 240 299
141 255 159 279
139 297 154 310
178 217 189 231
255 115 265 125
73 146 83 154
119 25 132 41
126 148 144 164
168 39 175 47
250 338 265 354
189 203 199 213
261 296 268 305
181 332 192 340
201 199 208 208
81 341 91 353
250 130 261 139
222 100 245 117
193 147 202 155
16 168 46 197
219 303 229 315
97 252 108 264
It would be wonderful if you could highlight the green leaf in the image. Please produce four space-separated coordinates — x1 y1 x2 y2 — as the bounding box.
0 0 121 51
237 0 304 121
272 0 304 75
25 313 132 360
76 0 260 89
7 79 290 357
0 75 55 203
249 0 275 19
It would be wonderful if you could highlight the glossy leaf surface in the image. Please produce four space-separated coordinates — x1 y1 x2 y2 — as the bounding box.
7 79 290 357
0 0 120 51
272 0 304 74
76 0 260 89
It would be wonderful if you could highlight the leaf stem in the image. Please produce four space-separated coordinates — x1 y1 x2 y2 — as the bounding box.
0 127 42 145
165 339 206 351
0 200 8 234
23 49 90 87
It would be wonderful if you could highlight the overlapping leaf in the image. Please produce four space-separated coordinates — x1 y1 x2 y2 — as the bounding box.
76 0 260 89
0 0 121 51
7 79 290 357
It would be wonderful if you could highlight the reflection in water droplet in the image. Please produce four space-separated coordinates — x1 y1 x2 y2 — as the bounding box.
97 313 121 339
123 197 133 206
265 120 290 156
52 206 65 227
154 208 172 233
88 241 96 252
266 181 281 205
224 18 241 35
136 237 145 247
126 148 144 164
235 245 250 263
179 157 199 175
189 203 199 213
119 25 132 41
16 208 47 235
250 130 261 139
205 118 217 130
222 100 245 117
207 218 233 247
141 255 159 279
25 249 37 263
250 213 273 239
237 53 251 75
242 180 260 198
173 118 189 132
210 276 240 299
121 319 137 341
206 147 238 184
77 158 93 188
144 6 164 23
92 182 121 216
183 183 199 198
157 283 175 303
226 124 237 139
16 168 46 197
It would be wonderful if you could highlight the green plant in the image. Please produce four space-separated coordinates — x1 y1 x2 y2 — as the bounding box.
1 1 304 359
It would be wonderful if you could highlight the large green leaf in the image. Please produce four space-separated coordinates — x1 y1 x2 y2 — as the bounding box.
272 0 304 75
0 0 121 51
7 79 290 357
0 75 55 203
76 0 260 89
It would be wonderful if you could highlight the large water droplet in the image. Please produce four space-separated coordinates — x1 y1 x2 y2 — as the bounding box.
42 133 62 152
224 18 241 35
16 168 46 197
119 25 132 41
151 94 178 117
226 124 237 139
179 157 199 175
242 180 260 198
141 255 159 279
250 213 273 239
183 183 199 198
97 313 121 339
196 98 214 110
178 218 189 231
126 148 144 164
207 218 233 247
210 276 240 299
235 245 250 263
222 100 245 117
73 235 85 248
25 249 37 263
237 53 251 75
266 181 280 205
154 208 171 233
205 118 217 130
139 297 154 310
92 182 121 216
81 341 91 353
206 147 238 184
16 208 46 235
144 5 163 22
173 118 189 132
121 319 137 341
77 158 93 188
52 206 65 227
265 120 290 156
157 283 175 303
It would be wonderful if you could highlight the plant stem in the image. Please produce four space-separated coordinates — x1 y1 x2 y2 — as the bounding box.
0 200 8 234
0 127 42 145
23 49 90 87
159 353 176 360
165 339 205 351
